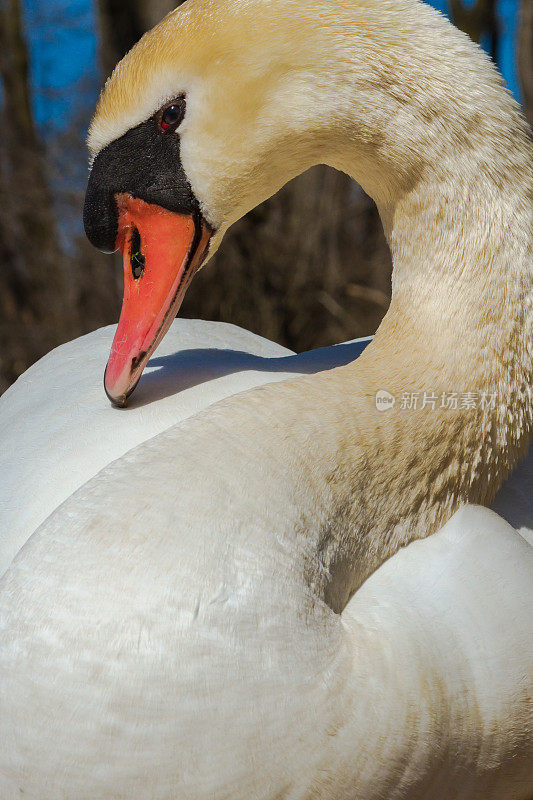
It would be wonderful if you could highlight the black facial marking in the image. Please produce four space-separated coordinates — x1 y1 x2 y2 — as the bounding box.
83 104 199 253
130 227 145 279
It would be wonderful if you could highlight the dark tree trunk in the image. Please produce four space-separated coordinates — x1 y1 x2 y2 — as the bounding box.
519 0 533 128
0 0 72 390
449 0 498 61
97 0 180 76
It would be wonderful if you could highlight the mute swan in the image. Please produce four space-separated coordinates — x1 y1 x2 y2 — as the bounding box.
0 0 532 797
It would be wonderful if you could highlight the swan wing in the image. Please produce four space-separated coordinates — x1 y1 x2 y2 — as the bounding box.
0 320 294 574
0 322 370 574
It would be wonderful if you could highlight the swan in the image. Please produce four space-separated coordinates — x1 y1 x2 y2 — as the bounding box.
0 0 532 796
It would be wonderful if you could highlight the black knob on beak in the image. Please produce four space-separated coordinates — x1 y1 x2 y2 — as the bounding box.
83 164 119 254
83 116 200 254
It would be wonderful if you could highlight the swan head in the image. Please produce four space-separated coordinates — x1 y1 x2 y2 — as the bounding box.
84 0 352 405
84 0 499 406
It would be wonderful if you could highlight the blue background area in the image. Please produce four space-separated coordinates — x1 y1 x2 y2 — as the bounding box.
23 0 100 135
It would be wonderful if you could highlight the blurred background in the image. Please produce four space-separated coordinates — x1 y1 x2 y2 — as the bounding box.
0 0 531 393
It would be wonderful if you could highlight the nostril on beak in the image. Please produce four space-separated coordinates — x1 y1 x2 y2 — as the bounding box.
130 227 145 279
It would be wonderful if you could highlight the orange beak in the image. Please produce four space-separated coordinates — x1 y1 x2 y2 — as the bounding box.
104 193 211 407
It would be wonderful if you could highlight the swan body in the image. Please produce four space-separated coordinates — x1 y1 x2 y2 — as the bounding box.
0 322 530 574
1 0 532 795
1 320 366 574
0 322 532 799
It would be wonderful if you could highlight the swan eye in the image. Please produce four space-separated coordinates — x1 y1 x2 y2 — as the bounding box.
159 100 185 132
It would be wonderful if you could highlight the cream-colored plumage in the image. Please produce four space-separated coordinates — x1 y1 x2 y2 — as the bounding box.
1 0 532 796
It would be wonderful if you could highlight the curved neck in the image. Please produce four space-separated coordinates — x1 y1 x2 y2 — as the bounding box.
283 1 533 605
374 156 533 407
326 0 533 453
319 0 532 359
